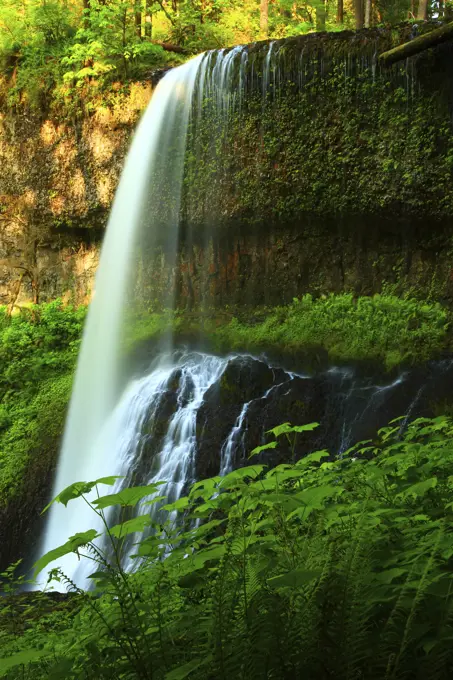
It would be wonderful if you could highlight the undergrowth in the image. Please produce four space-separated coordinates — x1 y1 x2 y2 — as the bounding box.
1 416 453 678
127 293 451 370
0 300 85 508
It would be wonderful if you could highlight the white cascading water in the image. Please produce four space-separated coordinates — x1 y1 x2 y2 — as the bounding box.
64 352 229 585
37 56 205 588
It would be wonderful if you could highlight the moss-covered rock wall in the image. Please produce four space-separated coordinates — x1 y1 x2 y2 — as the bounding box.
184 27 453 224
136 26 453 311
2 25 453 308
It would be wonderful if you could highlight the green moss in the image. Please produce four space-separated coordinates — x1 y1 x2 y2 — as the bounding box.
0 301 85 510
0 373 73 508
126 293 451 371
183 41 453 222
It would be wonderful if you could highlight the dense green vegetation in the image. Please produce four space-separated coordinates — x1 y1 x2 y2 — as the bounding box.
0 301 85 508
0 0 448 114
2 415 453 678
128 293 451 369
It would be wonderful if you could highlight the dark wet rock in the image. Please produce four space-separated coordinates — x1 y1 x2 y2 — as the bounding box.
195 356 289 479
196 358 453 480
239 375 328 468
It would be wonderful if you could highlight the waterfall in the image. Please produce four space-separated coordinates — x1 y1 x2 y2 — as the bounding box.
219 402 251 476
62 352 229 586
34 39 441 589
37 56 204 587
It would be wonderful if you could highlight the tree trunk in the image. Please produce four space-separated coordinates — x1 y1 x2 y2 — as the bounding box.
83 0 90 27
6 273 24 318
354 0 364 29
135 0 142 38
379 20 453 66
316 0 326 30
417 0 428 20
260 0 269 37
153 41 188 53
364 0 371 27
145 0 152 39
337 0 344 23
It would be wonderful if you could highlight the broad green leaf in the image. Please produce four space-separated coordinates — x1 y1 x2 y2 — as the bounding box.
163 496 190 512
33 529 99 576
268 569 321 589
192 501 217 515
295 484 344 508
219 465 266 488
295 450 329 467
0 649 52 675
263 493 304 513
265 469 303 482
190 519 225 538
42 476 122 513
142 495 167 506
266 422 319 438
373 568 408 584
248 441 278 459
190 545 226 569
189 477 220 500
290 423 320 433
266 422 292 437
109 515 151 538
165 654 213 680
93 484 165 509
423 639 440 654
86 569 116 583
397 477 437 499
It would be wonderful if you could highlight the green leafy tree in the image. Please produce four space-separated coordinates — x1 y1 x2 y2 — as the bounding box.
62 0 167 84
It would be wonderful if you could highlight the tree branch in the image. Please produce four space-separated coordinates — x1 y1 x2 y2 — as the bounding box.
379 21 453 66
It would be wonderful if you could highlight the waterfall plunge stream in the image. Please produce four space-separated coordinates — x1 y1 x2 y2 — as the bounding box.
38 56 205 586
35 43 446 588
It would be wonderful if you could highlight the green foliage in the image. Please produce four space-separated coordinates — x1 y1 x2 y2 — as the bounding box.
0 0 75 109
0 299 84 402
127 293 451 370
0 0 439 114
61 0 169 85
0 300 84 509
3 415 453 678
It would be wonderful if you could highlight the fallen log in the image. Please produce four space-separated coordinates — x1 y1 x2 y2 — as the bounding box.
379 21 453 66
152 41 188 55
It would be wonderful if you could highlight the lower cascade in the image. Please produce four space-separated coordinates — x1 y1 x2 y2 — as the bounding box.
38 348 453 587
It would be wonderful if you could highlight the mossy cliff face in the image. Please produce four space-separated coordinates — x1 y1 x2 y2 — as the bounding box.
184 27 453 223
2 26 453 308
137 27 453 310
0 83 152 307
